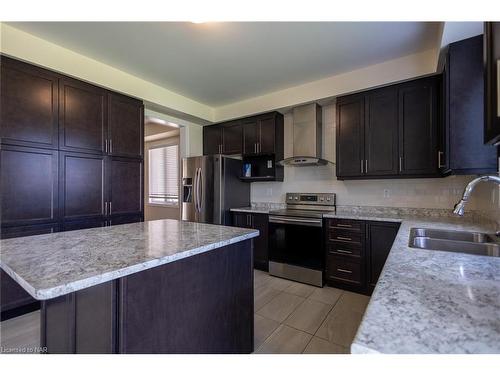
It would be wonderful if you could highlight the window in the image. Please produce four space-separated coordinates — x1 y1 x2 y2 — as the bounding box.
148 144 179 205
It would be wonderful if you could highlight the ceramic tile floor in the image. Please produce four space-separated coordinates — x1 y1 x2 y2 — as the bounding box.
0 270 370 354
253 269 370 354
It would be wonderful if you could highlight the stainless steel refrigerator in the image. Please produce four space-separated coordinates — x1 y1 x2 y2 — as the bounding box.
181 155 250 225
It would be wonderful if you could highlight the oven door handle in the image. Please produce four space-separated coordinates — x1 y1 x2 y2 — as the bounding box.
269 216 323 227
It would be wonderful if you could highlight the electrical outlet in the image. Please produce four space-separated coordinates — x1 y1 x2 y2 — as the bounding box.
383 189 390 198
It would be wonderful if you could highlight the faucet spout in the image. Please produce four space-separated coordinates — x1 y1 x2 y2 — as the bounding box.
453 175 500 216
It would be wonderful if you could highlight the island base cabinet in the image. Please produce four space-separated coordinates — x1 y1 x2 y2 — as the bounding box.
40 240 254 354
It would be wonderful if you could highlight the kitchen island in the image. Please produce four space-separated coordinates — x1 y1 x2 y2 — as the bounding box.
0 219 259 354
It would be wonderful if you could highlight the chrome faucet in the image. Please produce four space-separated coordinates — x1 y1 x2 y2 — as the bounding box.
453 175 500 216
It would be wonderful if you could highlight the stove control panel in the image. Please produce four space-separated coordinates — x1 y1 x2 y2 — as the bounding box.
286 193 336 206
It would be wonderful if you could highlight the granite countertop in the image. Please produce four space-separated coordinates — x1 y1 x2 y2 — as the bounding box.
0 219 258 301
340 214 500 354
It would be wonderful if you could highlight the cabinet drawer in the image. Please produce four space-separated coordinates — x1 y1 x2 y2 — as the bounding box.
327 229 363 245
327 219 364 232
326 243 362 258
326 255 362 285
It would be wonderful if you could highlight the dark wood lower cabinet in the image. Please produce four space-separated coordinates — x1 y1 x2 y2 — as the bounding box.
366 221 400 293
325 218 399 295
232 212 268 271
41 240 253 353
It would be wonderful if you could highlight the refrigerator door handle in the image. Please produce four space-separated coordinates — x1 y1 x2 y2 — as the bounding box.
193 167 199 213
198 167 203 213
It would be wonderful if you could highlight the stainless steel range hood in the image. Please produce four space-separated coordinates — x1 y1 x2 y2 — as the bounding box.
278 103 332 166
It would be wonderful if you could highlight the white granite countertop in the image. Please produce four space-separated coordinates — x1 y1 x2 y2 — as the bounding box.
0 219 258 301
340 214 500 354
230 207 270 214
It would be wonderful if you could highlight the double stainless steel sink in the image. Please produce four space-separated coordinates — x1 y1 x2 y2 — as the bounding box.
409 228 500 257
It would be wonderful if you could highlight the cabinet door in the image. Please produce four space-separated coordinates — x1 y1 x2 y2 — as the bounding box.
232 212 249 228
203 125 222 155
448 35 497 174
336 95 365 178
109 213 143 226
222 121 242 154
0 56 59 149
0 145 58 226
242 118 259 155
366 222 399 291
364 87 399 176
0 222 59 239
398 78 439 176
1 223 58 315
252 214 269 271
60 152 106 221
108 157 143 216
108 93 144 158
484 22 500 145
1 270 37 313
258 115 276 154
62 218 106 232
59 78 106 154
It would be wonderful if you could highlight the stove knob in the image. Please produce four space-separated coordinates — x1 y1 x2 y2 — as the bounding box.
294 196 299 200
326 197 331 202
288 196 293 200
319 197 324 201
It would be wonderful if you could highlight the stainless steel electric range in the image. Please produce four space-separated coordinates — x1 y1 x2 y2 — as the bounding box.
268 192 336 287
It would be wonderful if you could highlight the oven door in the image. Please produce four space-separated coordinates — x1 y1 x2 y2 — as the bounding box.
268 216 324 270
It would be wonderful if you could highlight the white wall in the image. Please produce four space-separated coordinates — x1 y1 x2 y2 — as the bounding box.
251 102 492 210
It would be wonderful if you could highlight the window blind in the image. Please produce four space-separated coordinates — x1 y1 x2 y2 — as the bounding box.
148 144 179 205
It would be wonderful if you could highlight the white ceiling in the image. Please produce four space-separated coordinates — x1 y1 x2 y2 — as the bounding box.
9 22 440 106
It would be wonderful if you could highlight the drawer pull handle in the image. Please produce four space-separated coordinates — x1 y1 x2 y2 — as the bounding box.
337 268 353 274
336 236 352 241
336 224 352 228
336 249 352 254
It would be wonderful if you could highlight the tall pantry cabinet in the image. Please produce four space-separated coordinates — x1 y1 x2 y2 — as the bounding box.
0 56 144 319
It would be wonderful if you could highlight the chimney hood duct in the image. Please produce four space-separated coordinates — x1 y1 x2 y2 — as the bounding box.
278 103 332 166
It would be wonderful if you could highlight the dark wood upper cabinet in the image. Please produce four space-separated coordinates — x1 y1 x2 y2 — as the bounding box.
108 93 144 158
222 121 242 154
59 152 106 221
203 112 283 164
398 78 439 176
242 118 259 155
108 157 143 216
203 124 223 155
442 35 497 174
0 145 59 226
258 114 277 154
59 78 106 154
336 95 365 178
0 56 59 149
364 87 399 176
484 22 500 145
242 113 282 156
337 75 440 179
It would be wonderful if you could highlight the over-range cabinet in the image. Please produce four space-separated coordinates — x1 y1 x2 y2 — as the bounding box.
0 55 144 319
181 155 250 225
